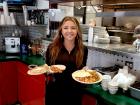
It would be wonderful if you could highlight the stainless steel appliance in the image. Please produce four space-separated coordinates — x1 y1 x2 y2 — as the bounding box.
129 81 140 100
5 37 20 53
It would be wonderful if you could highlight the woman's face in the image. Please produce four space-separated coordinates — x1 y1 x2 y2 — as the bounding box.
61 20 78 42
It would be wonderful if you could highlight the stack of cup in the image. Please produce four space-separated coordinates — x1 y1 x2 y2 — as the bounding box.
108 81 118 94
101 75 111 91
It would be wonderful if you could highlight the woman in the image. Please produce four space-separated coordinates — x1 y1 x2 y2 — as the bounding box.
133 25 140 45
45 16 88 105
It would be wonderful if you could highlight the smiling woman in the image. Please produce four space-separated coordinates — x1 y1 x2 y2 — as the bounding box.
45 16 89 105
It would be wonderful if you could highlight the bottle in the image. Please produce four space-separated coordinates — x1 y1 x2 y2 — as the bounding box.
40 11 44 24
30 10 37 25
20 35 29 56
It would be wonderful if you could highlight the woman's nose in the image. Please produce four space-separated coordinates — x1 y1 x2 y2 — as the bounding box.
68 28 72 32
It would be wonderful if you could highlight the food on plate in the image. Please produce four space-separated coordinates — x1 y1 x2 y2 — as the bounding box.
72 70 101 84
50 65 66 73
27 64 49 75
41 64 50 70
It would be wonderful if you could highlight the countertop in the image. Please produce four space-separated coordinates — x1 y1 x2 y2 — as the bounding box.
85 43 139 55
85 84 140 105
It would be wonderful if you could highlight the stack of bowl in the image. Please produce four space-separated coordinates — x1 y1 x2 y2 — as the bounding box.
108 81 118 94
101 75 111 91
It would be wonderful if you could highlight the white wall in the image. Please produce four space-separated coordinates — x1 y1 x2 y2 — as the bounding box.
58 2 74 16
116 17 140 27
57 3 102 26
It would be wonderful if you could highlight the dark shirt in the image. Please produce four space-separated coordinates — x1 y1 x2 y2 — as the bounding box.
46 44 88 86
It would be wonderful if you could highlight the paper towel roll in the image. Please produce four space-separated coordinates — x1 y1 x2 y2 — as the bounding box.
0 14 5 25
10 13 16 25
6 15 11 25
22 5 28 25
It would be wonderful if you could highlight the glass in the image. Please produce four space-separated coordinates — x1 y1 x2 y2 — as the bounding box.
30 39 42 55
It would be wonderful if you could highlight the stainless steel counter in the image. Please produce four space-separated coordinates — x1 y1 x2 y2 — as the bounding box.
84 42 138 55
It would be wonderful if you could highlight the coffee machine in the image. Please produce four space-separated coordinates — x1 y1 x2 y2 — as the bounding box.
5 37 20 53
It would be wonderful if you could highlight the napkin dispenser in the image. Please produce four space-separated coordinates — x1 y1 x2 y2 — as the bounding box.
5 37 20 53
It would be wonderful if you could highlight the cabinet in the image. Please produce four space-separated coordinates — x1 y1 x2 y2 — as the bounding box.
0 61 46 105
0 61 18 105
17 62 46 105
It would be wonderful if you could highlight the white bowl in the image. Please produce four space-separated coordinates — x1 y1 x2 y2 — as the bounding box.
102 75 111 81
101 84 108 91
108 88 118 94
108 81 118 88
94 37 110 44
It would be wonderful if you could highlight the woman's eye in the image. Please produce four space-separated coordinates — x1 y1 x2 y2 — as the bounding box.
72 27 76 29
63 27 77 30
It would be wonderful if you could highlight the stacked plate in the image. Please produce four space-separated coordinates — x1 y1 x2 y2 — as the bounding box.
82 34 88 41
94 36 110 44
109 36 121 44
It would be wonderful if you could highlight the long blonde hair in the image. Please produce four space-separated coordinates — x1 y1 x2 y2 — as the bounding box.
49 16 84 68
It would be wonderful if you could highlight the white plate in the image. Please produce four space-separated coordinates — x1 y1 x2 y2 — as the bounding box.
49 65 66 73
27 67 47 75
72 70 102 84
27 64 49 75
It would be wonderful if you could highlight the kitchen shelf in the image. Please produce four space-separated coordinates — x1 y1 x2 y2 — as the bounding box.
108 30 134 34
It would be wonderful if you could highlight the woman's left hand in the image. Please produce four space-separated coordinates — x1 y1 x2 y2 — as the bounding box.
82 66 89 70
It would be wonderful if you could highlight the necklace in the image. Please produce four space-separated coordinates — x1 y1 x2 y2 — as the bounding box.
63 41 75 54
67 48 73 54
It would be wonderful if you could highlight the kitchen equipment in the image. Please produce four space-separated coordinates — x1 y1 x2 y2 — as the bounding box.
92 65 122 78
129 81 140 100
5 37 20 53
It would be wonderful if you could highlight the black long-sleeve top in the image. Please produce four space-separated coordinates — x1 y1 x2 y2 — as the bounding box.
45 44 88 90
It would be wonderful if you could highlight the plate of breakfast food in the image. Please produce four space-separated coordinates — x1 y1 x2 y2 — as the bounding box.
49 65 66 73
72 69 102 84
